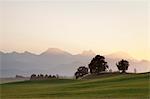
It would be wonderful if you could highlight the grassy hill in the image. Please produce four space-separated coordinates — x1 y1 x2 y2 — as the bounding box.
0 73 149 99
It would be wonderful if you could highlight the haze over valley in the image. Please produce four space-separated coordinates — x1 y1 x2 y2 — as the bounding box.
0 48 149 77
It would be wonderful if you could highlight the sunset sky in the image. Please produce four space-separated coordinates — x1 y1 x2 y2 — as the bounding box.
0 0 150 60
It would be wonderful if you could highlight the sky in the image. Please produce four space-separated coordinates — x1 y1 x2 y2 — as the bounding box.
0 0 150 60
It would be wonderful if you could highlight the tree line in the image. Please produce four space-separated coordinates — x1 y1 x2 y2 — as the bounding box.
30 74 59 80
75 55 129 79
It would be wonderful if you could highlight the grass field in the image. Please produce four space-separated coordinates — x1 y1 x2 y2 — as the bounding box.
0 73 149 99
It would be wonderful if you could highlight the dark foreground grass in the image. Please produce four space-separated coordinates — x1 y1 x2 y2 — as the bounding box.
0 73 149 99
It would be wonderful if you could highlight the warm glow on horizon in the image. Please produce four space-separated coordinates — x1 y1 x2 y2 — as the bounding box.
0 0 150 60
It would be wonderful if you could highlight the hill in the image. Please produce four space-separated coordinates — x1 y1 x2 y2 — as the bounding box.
1 73 149 99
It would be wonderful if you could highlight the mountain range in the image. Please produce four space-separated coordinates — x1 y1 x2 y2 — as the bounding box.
0 48 150 77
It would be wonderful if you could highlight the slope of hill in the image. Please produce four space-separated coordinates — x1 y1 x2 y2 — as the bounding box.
0 48 150 77
1 73 149 99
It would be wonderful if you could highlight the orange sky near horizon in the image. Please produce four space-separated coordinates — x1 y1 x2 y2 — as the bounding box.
0 0 150 60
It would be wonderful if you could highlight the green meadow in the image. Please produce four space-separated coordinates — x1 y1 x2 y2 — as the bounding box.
1 73 149 99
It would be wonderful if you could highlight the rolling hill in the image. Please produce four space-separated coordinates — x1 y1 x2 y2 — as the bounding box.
0 73 149 99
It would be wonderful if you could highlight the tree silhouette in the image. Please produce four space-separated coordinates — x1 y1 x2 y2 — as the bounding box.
39 74 44 79
30 74 36 80
116 59 129 73
88 55 108 74
48 75 52 78
30 74 58 80
45 74 48 78
52 75 56 78
75 66 88 79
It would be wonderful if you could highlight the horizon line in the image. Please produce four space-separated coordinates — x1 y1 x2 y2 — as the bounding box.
0 48 149 61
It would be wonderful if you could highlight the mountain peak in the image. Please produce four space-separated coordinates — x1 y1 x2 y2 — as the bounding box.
22 51 35 55
106 51 133 59
40 48 71 55
47 48 63 52
80 50 95 56
11 51 20 55
0 51 4 54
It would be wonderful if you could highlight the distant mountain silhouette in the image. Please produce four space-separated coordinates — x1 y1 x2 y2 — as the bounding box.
79 50 96 56
0 48 149 77
106 51 133 59
40 48 72 56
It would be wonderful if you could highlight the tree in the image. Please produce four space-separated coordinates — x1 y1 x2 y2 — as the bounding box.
88 55 108 74
45 74 48 78
116 59 129 73
74 66 88 79
52 75 56 78
48 75 52 78
30 74 36 80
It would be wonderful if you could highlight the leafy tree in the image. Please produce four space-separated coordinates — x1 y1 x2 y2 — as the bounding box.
45 74 48 78
75 66 88 79
52 75 56 78
39 74 44 79
48 75 52 78
88 55 108 74
116 59 129 73
30 74 36 80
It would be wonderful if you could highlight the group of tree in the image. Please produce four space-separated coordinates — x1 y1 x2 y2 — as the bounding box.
75 66 88 79
30 74 58 80
74 55 129 79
